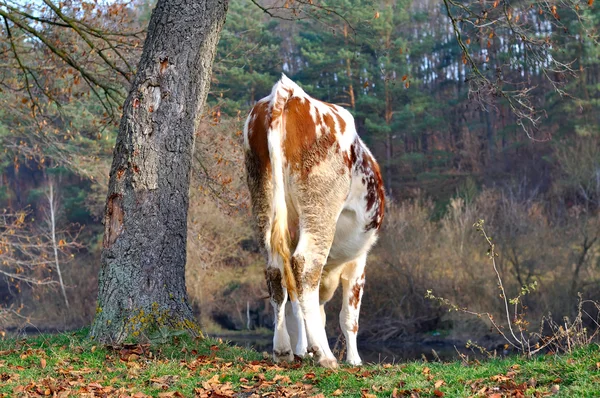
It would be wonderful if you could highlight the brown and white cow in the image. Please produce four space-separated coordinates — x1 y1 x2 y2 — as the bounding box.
243 74 385 368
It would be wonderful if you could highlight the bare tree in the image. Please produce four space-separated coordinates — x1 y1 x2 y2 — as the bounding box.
0 206 79 329
44 182 69 309
441 0 598 138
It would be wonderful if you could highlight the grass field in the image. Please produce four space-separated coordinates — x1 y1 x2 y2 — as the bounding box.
1 329 599 397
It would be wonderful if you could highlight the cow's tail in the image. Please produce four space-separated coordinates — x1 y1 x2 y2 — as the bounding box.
268 74 297 301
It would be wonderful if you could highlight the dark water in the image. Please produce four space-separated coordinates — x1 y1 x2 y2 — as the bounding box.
214 334 492 363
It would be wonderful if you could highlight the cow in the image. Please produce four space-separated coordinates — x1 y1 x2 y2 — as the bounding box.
243 74 385 368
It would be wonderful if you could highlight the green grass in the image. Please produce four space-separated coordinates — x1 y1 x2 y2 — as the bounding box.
1 329 599 397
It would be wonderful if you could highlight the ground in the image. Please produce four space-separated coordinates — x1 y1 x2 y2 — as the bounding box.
1 329 599 397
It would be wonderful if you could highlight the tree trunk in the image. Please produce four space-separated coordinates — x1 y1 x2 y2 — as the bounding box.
90 0 228 344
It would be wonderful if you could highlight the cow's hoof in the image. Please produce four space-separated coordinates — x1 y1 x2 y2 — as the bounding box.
346 358 362 366
294 343 308 357
319 357 338 369
273 349 294 363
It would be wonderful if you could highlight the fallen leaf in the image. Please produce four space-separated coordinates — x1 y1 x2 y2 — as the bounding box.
332 389 343 396
528 377 537 387
551 385 560 395
273 374 291 384
434 389 444 397
434 380 445 388
422 367 430 375
40 358 46 369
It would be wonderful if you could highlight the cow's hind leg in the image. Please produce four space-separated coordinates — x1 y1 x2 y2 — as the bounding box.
292 239 337 368
292 183 350 368
246 154 293 363
340 253 367 365
266 266 294 363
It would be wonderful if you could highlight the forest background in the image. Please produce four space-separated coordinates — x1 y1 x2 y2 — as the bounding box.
1 0 599 347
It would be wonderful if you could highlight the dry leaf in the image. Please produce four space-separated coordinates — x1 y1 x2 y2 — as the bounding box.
528 377 537 387
434 380 445 388
40 358 46 369
332 389 343 396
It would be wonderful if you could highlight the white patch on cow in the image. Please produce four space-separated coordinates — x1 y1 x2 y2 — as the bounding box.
336 108 358 153
242 112 252 150
286 300 307 356
272 289 293 363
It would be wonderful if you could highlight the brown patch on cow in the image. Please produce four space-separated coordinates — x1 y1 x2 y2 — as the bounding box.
335 113 346 134
349 281 363 309
247 100 272 176
284 98 340 180
364 159 385 231
303 264 322 292
103 193 124 248
352 321 359 334
265 267 284 305
342 141 358 171
291 255 305 297
283 98 316 163
245 151 272 240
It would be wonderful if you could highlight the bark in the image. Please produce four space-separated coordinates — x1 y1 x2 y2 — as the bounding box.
90 0 228 344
